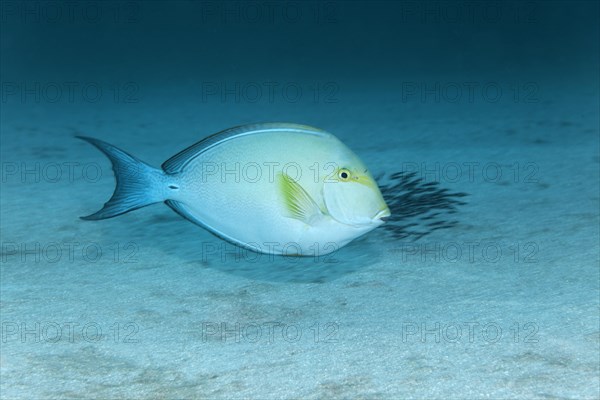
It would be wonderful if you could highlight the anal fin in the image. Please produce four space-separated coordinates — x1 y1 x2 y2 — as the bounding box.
165 200 261 252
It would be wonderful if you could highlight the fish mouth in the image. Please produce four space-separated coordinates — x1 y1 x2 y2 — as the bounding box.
373 208 391 223
334 208 391 228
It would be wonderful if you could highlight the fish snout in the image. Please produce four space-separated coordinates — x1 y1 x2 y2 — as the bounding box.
373 208 391 224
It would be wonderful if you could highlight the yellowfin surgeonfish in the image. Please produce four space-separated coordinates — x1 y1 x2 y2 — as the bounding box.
79 123 390 256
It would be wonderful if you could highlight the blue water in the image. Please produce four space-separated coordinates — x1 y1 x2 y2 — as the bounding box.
1 1 599 398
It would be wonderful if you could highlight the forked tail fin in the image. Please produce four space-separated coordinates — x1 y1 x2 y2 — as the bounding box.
77 136 167 220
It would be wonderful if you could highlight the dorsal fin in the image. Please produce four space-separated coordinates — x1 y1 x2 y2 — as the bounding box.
161 123 330 174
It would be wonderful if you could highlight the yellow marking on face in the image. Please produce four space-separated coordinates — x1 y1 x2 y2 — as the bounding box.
333 167 379 190
354 174 378 189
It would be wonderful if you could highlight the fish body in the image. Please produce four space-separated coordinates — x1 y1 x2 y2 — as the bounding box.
80 123 390 256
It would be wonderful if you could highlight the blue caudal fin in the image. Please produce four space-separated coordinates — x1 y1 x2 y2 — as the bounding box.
77 136 168 220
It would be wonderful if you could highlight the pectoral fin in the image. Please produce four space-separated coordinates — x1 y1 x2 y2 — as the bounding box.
278 173 323 225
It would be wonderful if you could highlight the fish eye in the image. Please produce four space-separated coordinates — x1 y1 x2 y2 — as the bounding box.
338 168 351 181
